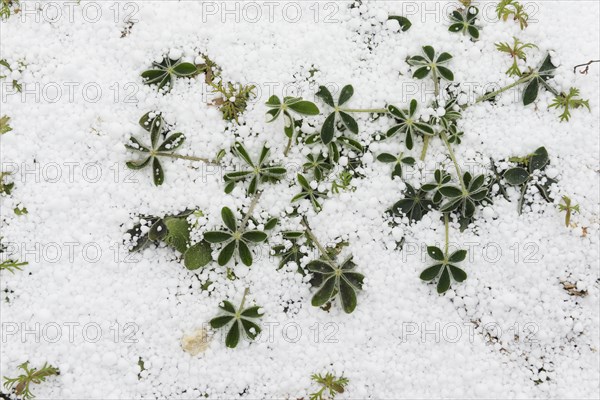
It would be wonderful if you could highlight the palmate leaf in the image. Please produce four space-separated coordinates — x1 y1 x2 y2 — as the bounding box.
376 152 415 179
390 183 434 223
386 99 435 150
307 257 364 313
125 111 189 186
209 298 264 348
522 54 557 106
407 46 454 81
141 56 198 93
420 247 468 294
549 87 591 122
439 172 489 220
203 207 269 267
292 174 328 211
316 85 360 145
224 142 286 195
449 7 480 39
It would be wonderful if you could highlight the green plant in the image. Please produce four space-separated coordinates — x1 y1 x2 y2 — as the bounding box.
224 142 286 195
331 171 355 194
309 373 349 400
387 15 412 31
558 196 579 227
0 59 22 92
446 124 464 144
141 56 198 92
0 259 27 273
549 88 591 122
407 46 454 82
0 115 12 134
386 99 435 149
376 152 415 179
449 6 480 39
503 146 555 214
316 85 359 144
292 174 328 211
439 172 489 219
210 80 255 123
265 95 319 155
125 112 217 186
390 183 434 222
495 37 537 77
422 169 452 204
209 288 263 348
303 153 334 181
496 0 529 30
271 231 309 273
3 361 59 400
0 0 18 19
203 206 271 266
0 172 14 195
420 215 468 294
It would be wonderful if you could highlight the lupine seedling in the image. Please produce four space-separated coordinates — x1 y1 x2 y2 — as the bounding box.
496 0 529 30
495 37 537 77
210 289 263 348
292 174 328 211
125 112 187 186
0 115 12 134
407 46 454 82
0 58 22 92
558 196 579 227
376 152 415 179
2 361 59 400
309 373 349 400
420 217 468 294
449 6 480 39
522 54 558 105
304 153 334 181
391 183 434 222
265 95 319 155
305 132 364 164
439 172 489 219
141 56 198 92
308 256 364 313
503 147 555 214
271 231 309 272
224 142 286 195
331 171 355 194
386 99 435 149
549 88 591 122
422 169 452 204
203 207 269 266
316 85 359 144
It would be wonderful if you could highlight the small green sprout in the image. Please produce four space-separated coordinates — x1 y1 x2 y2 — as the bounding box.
495 37 537 77
3 361 59 400
210 289 264 348
0 115 12 134
496 0 529 30
210 81 255 123
549 88 591 122
558 196 579 227
309 373 349 400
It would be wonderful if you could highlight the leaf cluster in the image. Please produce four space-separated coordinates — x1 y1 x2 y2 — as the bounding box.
449 6 480 39
308 256 364 314
209 298 264 348
407 46 454 81
496 0 529 30
495 37 537 77
210 80 256 123
420 246 467 293
141 56 198 92
2 361 59 400
309 373 349 400
549 88 590 122
224 142 286 195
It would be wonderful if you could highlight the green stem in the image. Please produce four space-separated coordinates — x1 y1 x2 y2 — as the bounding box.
420 136 431 161
444 213 450 257
339 108 388 114
474 74 534 104
421 70 440 162
440 131 466 192
300 217 336 266
241 191 262 230
238 287 250 312
283 135 293 157
157 152 219 166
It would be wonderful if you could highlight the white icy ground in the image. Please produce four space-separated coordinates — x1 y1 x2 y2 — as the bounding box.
0 1 599 399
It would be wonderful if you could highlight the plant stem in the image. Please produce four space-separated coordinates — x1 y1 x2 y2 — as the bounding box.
444 213 450 257
283 135 293 157
339 108 388 114
440 131 466 192
157 152 220 166
241 191 262 229
420 136 431 161
300 217 336 265
238 287 250 312
420 70 440 161
474 74 533 104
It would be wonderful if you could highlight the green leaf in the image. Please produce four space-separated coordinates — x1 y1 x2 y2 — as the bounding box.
241 318 262 339
504 167 529 185
264 218 278 230
126 157 152 170
204 231 232 243
413 66 431 79
437 66 454 81
338 85 354 106
339 277 358 313
307 260 336 274
449 265 467 282
184 241 212 270
172 62 198 76
218 241 237 266
437 267 451 293
316 86 335 107
221 207 237 232
388 15 412 31
448 249 467 263
164 217 191 253
225 320 241 348
321 113 336 144
311 276 336 307
423 46 435 61
241 306 263 318
148 219 167 241
377 153 397 163
523 78 539 105
220 300 236 313
439 186 462 198
427 246 445 261
529 147 549 172
152 158 164 186
288 100 319 115
242 231 268 243
338 111 358 134
157 133 186 152
420 264 443 281
265 95 281 107
210 315 234 329
238 240 253 266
